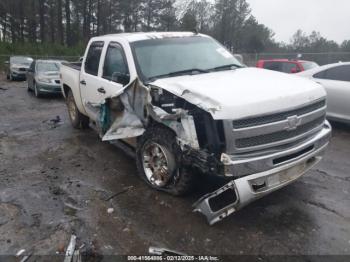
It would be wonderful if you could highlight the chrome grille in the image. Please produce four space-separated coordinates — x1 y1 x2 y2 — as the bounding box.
232 100 326 129
236 116 325 148
230 99 327 153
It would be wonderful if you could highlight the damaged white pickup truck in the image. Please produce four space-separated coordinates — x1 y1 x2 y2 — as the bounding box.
61 32 331 225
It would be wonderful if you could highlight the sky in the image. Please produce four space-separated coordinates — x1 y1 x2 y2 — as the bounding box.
246 0 350 44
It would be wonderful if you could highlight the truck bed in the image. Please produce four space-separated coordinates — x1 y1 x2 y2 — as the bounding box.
60 62 85 114
61 62 82 71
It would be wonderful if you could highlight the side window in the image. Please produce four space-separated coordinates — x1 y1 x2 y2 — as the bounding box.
314 65 350 82
281 62 298 73
103 42 130 85
263 62 282 72
313 70 327 79
84 41 104 76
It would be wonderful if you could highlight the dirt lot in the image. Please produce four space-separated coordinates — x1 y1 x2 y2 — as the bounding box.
0 77 350 258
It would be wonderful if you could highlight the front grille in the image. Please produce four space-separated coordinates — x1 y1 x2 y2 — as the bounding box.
236 116 325 148
19 68 26 72
232 100 326 129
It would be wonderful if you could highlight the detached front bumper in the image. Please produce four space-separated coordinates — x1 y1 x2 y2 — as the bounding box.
193 122 331 225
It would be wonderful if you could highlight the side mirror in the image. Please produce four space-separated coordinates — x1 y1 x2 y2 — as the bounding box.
111 72 130 86
233 54 244 64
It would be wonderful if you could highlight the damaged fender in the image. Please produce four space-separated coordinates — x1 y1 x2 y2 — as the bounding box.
97 79 200 151
99 79 148 141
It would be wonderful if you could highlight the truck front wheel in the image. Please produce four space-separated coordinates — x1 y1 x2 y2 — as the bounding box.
136 126 196 196
67 90 89 129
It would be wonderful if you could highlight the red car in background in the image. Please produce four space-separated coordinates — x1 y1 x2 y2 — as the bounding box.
256 59 319 74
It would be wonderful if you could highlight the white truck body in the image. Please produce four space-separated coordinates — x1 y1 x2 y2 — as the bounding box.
61 32 331 225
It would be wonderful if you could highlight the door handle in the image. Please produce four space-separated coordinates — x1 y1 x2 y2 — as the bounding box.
97 87 106 94
80 80 86 85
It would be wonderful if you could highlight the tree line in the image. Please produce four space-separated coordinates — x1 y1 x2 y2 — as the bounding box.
0 0 349 55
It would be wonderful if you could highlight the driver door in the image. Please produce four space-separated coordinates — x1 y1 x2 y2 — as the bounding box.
99 42 130 98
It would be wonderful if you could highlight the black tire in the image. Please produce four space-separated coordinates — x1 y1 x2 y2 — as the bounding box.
136 125 196 196
67 90 89 129
6 73 10 80
27 81 31 92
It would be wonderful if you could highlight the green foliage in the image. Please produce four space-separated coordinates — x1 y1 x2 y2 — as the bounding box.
0 42 84 70
0 0 349 58
0 42 84 57
288 30 341 53
341 40 350 52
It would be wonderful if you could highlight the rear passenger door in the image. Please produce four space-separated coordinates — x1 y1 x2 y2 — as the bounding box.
80 41 105 120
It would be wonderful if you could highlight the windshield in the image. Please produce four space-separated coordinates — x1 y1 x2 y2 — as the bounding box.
131 36 243 82
37 62 60 72
10 56 33 65
302 61 319 71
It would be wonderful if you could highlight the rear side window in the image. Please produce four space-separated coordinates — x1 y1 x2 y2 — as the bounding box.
263 61 282 72
281 62 298 73
314 65 350 82
103 42 130 85
263 61 298 73
85 41 104 76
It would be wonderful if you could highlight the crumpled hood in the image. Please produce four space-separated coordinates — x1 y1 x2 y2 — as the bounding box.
151 68 326 120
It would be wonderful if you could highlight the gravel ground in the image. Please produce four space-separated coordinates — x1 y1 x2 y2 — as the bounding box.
0 78 349 259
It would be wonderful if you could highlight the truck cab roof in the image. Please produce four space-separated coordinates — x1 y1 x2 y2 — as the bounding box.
90 31 207 43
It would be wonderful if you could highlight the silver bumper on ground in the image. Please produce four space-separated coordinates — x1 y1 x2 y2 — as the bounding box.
193 123 331 225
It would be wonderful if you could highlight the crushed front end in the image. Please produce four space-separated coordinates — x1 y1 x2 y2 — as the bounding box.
193 99 332 225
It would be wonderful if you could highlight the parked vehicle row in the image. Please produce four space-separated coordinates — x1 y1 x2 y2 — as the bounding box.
4 56 64 97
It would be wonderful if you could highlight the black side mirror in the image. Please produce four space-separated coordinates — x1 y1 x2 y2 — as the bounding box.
111 72 130 86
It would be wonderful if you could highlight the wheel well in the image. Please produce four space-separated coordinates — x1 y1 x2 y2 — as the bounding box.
63 84 71 98
147 119 177 138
